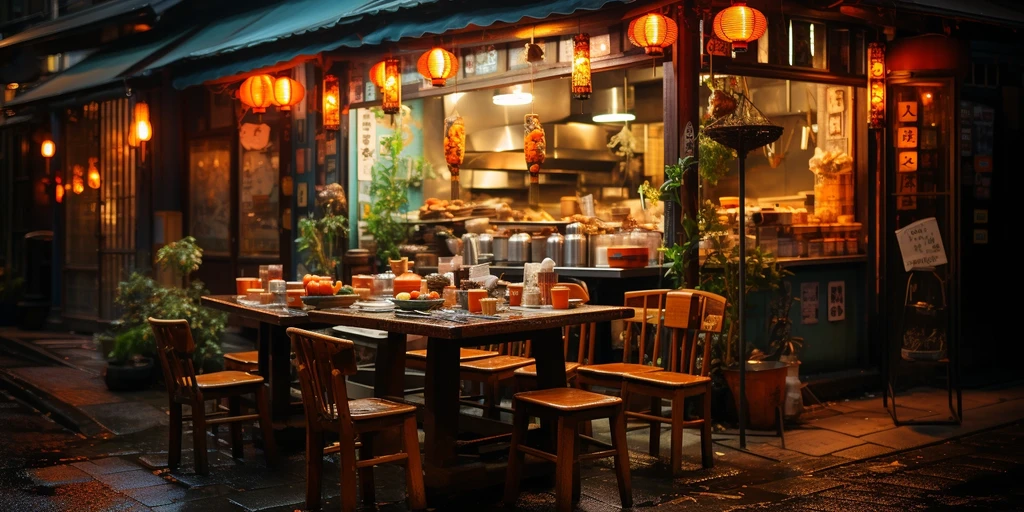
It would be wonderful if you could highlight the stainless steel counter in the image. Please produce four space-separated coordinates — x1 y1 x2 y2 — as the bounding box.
416 265 667 279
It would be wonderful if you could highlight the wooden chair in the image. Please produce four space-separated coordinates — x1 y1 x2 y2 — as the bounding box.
289 328 426 512
504 388 632 512
620 289 725 474
148 318 278 475
224 350 259 373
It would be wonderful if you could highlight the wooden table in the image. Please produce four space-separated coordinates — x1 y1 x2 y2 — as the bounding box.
307 305 633 491
201 295 324 421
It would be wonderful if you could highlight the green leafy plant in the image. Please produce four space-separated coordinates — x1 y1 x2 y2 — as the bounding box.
156 236 202 287
296 183 349 276
698 118 736 186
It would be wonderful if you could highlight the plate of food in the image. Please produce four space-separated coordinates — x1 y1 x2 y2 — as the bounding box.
389 298 446 311
300 294 360 310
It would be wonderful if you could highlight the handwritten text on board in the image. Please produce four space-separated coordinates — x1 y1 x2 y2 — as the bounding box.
895 217 948 271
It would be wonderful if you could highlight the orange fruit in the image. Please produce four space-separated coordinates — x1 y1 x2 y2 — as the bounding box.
428 291 440 300
410 290 421 299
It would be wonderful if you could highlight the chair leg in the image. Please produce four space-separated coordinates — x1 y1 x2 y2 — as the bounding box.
402 416 427 511
339 433 359 512
169 402 182 469
670 393 684 476
254 385 279 467
554 417 577 512
358 434 376 506
306 428 324 511
610 409 633 508
192 401 209 475
700 385 714 469
649 396 662 457
503 401 530 507
228 396 243 459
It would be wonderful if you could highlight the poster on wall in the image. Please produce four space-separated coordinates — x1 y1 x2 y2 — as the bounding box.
895 217 948 271
357 108 376 181
801 282 819 325
827 281 846 322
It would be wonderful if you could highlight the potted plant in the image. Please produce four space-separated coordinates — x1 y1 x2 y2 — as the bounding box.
752 282 805 419
296 183 349 278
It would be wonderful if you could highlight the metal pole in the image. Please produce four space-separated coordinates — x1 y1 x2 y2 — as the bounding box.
738 146 747 448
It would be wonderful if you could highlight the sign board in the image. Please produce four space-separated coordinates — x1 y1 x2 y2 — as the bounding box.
356 109 376 181
827 281 845 322
800 282 819 325
895 217 948 271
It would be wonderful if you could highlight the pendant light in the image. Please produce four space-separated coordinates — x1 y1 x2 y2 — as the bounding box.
272 76 305 111
593 76 635 123
417 47 458 87
571 33 592 100
627 11 678 57
323 74 341 131
238 74 275 113
381 58 401 114
712 1 768 53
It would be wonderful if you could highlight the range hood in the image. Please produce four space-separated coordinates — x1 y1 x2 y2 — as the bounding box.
462 122 620 173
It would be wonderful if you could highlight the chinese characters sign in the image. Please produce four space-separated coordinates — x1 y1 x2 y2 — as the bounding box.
895 217 948 271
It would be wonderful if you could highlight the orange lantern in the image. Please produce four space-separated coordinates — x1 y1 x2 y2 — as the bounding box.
368 60 387 88
41 139 55 158
72 164 84 195
571 33 592 100
87 157 100 189
417 48 458 87
712 1 768 53
272 76 305 111
323 74 341 131
238 74 275 113
867 42 886 129
54 176 64 203
132 101 152 143
381 58 401 115
627 12 678 57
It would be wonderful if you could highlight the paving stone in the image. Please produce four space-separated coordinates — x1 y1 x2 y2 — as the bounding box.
830 443 892 460
227 481 338 511
751 476 845 497
814 486 929 509
72 457 141 476
911 463 1003 482
860 423 959 450
151 495 235 511
789 494 906 512
79 401 169 435
121 483 189 507
27 464 93 487
777 429 865 457
802 410 901 438
872 472 958 491
95 468 170 491
7 367 123 407
50 479 147 511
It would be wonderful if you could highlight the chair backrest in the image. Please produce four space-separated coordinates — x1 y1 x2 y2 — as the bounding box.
148 317 199 399
288 328 358 428
617 289 671 367
663 289 727 376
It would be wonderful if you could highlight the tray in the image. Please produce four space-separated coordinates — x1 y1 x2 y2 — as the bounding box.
300 294 359 310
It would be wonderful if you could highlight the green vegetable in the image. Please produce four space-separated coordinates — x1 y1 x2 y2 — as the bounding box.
336 285 355 295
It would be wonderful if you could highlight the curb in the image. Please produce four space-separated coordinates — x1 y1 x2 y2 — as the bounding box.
0 368 108 437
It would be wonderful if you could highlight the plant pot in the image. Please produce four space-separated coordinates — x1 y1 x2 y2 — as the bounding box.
104 357 155 391
722 360 789 430
901 348 946 361
95 334 116 360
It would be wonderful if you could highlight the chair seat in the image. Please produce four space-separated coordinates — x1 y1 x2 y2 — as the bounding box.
460 355 535 372
514 387 622 412
224 350 259 365
186 371 264 389
513 362 581 377
577 362 662 379
624 371 710 388
348 398 417 420
406 348 499 362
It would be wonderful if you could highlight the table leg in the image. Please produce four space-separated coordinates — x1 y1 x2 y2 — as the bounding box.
423 338 459 468
268 325 293 422
374 332 408 454
531 328 568 453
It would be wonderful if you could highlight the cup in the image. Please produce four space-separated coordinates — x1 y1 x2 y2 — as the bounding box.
443 286 458 307
236 277 259 296
550 286 570 309
258 265 270 289
536 271 558 306
479 298 498 315
467 289 488 313
522 288 541 307
507 283 524 306
267 264 283 282
286 289 304 308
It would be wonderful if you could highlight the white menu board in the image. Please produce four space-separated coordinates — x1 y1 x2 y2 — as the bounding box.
895 217 948 271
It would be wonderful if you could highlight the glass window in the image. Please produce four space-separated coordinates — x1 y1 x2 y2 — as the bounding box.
189 137 231 256
789 19 827 70
238 122 280 257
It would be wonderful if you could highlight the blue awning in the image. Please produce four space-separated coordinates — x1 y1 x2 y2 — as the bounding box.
169 0 631 89
0 0 181 50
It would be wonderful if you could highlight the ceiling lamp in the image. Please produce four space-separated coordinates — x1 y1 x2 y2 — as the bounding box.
369 60 387 88
627 12 678 57
272 76 305 111
492 85 532 106
417 48 458 87
571 33 592 100
381 58 401 114
41 139 55 158
712 1 768 53
238 74 275 113
592 83 635 123
323 74 341 131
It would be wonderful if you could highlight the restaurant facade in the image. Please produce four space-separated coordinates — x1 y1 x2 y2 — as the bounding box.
0 0 1017 385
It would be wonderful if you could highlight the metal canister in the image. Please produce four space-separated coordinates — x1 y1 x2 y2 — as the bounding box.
508 232 531 264
491 233 509 263
477 233 494 255
461 233 479 265
545 232 565 266
531 234 547 263
564 222 588 267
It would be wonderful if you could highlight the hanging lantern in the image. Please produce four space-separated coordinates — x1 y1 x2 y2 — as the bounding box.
41 139 55 158
323 74 341 132
712 1 768 53
381 58 401 115
867 42 886 129
54 176 63 204
136 119 152 142
131 101 152 143
417 48 458 87
368 60 387 88
627 12 678 57
571 33 592 100
87 157 100 189
272 76 305 111
72 165 84 195
238 74 275 113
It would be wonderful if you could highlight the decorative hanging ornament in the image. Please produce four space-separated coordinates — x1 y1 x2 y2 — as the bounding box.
132 101 152 144
627 12 678 57
72 165 84 194
323 74 341 131
272 76 305 111
87 157 100 189
571 33 592 100
238 74 275 113
712 1 768 53
381 58 401 115
369 60 387 88
41 139 55 158
417 48 458 87
54 176 63 204
443 113 465 199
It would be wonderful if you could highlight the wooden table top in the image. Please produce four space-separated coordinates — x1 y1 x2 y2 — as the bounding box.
201 295 312 327
307 305 633 340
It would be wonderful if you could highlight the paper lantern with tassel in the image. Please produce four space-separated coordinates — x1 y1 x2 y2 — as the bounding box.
238 74 275 113
417 48 458 87
627 12 678 57
369 60 387 88
712 1 768 53
273 76 305 111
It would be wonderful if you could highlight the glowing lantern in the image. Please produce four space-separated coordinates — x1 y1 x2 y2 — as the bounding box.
417 48 458 87
55 176 63 203
712 1 768 53
627 12 678 57
272 76 305 111
132 101 152 143
867 42 886 129
41 139 55 158
323 74 341 131
571 33 592 100
87 157 100 189
368 61 387 88
72 164 84 194
381 58 401 115
238 74 275 113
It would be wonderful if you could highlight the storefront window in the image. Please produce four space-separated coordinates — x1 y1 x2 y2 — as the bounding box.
789 19 827 70
189 137 231 256
238 121 280 257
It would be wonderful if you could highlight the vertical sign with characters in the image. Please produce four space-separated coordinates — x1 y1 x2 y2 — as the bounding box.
827 281 846 322
357 109 376 181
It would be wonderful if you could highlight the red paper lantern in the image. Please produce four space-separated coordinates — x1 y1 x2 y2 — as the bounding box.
369 60 387 88
712 1 768 53
417 48 458 87
381 58 401 115
571 33 592 100
627 12 678 57
867 42 886 129
238 74 275 113
273 76 305 111
323 74 341 132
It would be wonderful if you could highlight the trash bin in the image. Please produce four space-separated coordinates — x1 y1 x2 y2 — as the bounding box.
17 231 52 330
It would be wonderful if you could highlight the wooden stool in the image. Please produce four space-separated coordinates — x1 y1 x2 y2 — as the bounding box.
504 388 632 512
224 350 259 373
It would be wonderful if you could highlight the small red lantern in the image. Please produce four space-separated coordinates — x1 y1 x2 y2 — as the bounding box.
417 48 458 87
381 58 401 115
55 176 64 204
369 61 387 88
571 33 592 100
867 42 886 129
627 12 678 57
238 74 275 113
273 76 305 111
712 1 768 53
323 74 341 132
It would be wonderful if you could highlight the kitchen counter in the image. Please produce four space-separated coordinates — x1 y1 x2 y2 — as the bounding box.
416 264 667 279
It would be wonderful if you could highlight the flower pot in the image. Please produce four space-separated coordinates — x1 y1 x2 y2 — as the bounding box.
722 360 789 430
104 357 155 391
901 348 946 361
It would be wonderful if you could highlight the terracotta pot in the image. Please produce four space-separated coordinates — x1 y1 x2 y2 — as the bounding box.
722 361 789 430
394 270 422 296
389 257 410 275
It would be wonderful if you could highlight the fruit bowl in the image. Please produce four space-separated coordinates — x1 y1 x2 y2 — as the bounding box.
389 298 445 311
300 294 359 310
